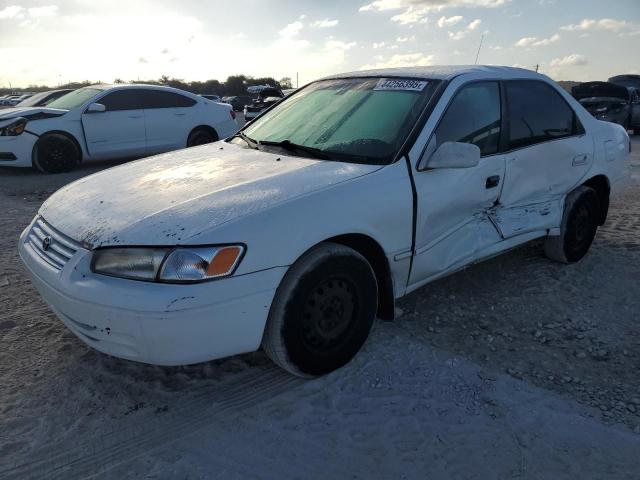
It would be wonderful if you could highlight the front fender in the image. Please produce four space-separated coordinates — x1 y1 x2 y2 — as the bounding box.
187 160 415 284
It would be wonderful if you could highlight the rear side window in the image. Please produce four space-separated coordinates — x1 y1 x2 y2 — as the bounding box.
100 90 146 111
505 81 581 150
142 90 196 108
434 82 501 156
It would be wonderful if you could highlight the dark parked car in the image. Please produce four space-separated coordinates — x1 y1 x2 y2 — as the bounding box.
572 81 640 133
221 95 253 112
16 89 74 107
608 75 640 134
243 86 284 121
609 74 640 90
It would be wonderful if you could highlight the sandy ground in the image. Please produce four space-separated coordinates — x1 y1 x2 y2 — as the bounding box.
0 136 639 479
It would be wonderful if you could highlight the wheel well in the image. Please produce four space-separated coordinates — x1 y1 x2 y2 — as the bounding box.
582 175 610 225
189 125 219 142
34 130 83 163
327 234 395 321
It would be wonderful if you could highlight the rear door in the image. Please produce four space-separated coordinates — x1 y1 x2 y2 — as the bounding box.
409 81 506 285
82 89 146 158
492 80 593 237
142 90 197 154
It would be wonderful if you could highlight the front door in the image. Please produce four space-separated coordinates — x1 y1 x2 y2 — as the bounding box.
82 89 146 159
409 81 505 286
491 80 593 238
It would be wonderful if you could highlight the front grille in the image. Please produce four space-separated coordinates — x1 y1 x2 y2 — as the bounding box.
26 217 82 270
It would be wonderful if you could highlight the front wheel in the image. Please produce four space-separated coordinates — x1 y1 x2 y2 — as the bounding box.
33 133 80 173
262 243 378 377
544 186 600 263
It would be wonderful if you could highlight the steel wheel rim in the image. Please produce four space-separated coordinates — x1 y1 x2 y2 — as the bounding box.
300 276 358 353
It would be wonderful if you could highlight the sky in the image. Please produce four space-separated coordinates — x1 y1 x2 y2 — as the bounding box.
0 0 638 88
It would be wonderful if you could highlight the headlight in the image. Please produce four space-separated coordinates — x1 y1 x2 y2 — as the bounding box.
91 245 245 283
0 117 27 136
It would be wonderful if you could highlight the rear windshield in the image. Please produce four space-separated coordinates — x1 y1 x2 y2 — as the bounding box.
242 77 439 165
47 88 102 110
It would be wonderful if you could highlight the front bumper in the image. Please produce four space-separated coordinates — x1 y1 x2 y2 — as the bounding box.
0 132 37 168
18 218 286 366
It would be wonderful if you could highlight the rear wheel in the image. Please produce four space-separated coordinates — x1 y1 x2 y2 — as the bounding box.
544 186 600 263
187 128 218 147
262 243 378 377
33 133 80 174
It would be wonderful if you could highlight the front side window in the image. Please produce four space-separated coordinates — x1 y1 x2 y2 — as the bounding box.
434 81 501 156
47 88 103 110
505 80 580 150
241 77 439 165
99 90 146 111
142 90 196 108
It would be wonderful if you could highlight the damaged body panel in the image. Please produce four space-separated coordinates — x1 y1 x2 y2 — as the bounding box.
19 66 631 370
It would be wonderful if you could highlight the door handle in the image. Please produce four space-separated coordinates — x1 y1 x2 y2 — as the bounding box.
128 114 143 119
486 175 500 189
174 113 186 116
572 154 588 166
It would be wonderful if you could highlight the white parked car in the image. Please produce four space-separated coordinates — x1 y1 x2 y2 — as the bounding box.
19 66 630 376
0 84 239 173
7 93 35 106
0 95 22 106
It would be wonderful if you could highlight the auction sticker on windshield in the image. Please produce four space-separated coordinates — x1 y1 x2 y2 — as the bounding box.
374 79 428 91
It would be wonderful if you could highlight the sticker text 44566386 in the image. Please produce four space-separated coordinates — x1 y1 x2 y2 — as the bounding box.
374 79 428 92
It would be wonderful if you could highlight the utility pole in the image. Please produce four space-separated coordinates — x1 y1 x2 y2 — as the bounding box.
535 64 539 72
474 34 484 65
296 72 299 88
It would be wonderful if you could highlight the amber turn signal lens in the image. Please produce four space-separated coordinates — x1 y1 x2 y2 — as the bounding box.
206 246 243 277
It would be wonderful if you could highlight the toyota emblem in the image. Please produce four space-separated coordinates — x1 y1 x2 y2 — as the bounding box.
42 236 52 251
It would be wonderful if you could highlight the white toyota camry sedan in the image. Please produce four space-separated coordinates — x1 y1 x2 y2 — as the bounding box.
0 84 239 173
19 66 630 377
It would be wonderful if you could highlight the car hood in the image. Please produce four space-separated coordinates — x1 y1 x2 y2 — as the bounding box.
40 143 382 248
572 82 630 102
0 106 66 124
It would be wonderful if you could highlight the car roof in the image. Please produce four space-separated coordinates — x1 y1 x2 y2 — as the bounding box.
79 83 198 97
320 65 545 82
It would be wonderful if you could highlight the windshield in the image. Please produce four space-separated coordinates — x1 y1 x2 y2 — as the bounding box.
242 77 438 164
47 88 102 110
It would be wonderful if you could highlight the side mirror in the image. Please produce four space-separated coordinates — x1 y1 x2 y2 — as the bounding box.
423 141 481 169
86 103 106 113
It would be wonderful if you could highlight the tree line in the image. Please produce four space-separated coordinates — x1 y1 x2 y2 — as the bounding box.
1 74 294 96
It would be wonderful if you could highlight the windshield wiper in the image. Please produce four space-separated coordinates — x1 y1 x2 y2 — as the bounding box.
257 139 330 160
234 131 259 149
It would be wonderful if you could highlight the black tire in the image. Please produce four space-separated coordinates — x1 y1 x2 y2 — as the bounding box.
262 243 378 377
187 128 218 147
33 133 80 173
544 186 600 263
